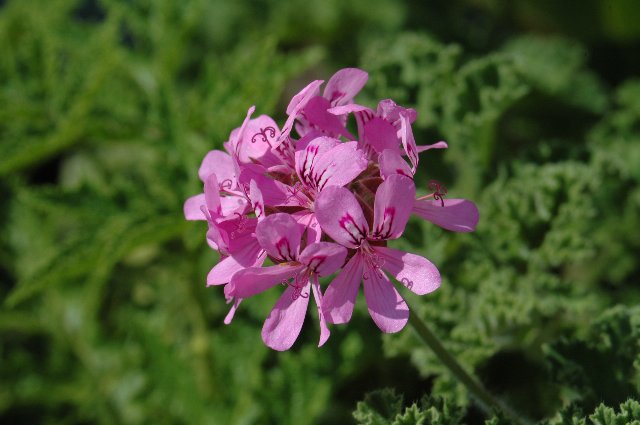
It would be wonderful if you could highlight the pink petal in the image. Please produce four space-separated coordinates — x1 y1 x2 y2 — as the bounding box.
322 253 364 324
413 198 479 232
362 263 409 333
303 97 354 139
286 80 324 115
248 180 265 220
223 298 242 325
373 246 441 296
227 264 304 299
276 80 324 148
206 242 266 286
378 149 413 180
294 129 325 152
199 150 237 188
292 211 322 244
363 117 400 155
311 141 368 191
315 186 369 249
256 213 304 261
220 196 248 217
311 275 330 347
327 103 373 116
377 99 416 123
299 242 347 277
262 281 311 351
295 136 341 188
324 68 369 106
236 115 281 164
184 193 206 220
227 106 256 160
371 174 416 240
416 140 448 153
203 173 222 217
238 166 309 207
399 112 419 173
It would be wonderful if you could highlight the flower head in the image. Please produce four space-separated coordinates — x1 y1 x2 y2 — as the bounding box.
184 67 479 349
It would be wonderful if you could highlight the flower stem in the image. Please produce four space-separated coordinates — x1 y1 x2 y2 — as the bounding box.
407 305 531 425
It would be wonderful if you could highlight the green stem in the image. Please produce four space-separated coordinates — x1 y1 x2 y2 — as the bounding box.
407 304 530 425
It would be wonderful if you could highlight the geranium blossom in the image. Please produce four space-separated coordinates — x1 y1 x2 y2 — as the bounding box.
184 67 479 350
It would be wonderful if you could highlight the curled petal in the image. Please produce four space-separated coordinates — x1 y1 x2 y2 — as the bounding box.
372 174 416 240
311 275 330 347
374 246 441 296
362 264 409 333
322 253 364 324
276 80 324 148
227 264 304 299
324 68 369 106
256 213 304 261
184 194 206 221
399 112 419 173
299 242 347 277
378 149 413 180
223 298 242 325
327 103 372 117
315 186 368 249
262 280 311 351
416 140 448 153
413 198 479 233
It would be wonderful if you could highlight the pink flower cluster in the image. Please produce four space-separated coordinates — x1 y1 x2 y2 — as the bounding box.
184 68 479 351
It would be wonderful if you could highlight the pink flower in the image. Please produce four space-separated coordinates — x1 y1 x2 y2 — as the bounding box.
315 174 441 333
183 67 480 350
226 214 347 350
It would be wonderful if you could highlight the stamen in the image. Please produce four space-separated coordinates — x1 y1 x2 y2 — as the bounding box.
219 179 234 190
428 179 447 207
251 126 276 146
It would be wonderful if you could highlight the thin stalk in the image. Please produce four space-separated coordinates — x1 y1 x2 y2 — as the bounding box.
407 304 531 425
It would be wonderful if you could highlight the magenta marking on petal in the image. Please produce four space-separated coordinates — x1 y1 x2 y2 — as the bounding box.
304 255 327 274
275 237 295 261
372 207 396 240
339 213 367 246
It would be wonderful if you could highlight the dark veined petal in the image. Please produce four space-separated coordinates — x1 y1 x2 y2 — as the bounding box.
299 242 347 277
315 186 368 249
256 213 304 261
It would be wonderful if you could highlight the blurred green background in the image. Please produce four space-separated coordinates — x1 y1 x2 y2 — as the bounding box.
1 0 640 423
